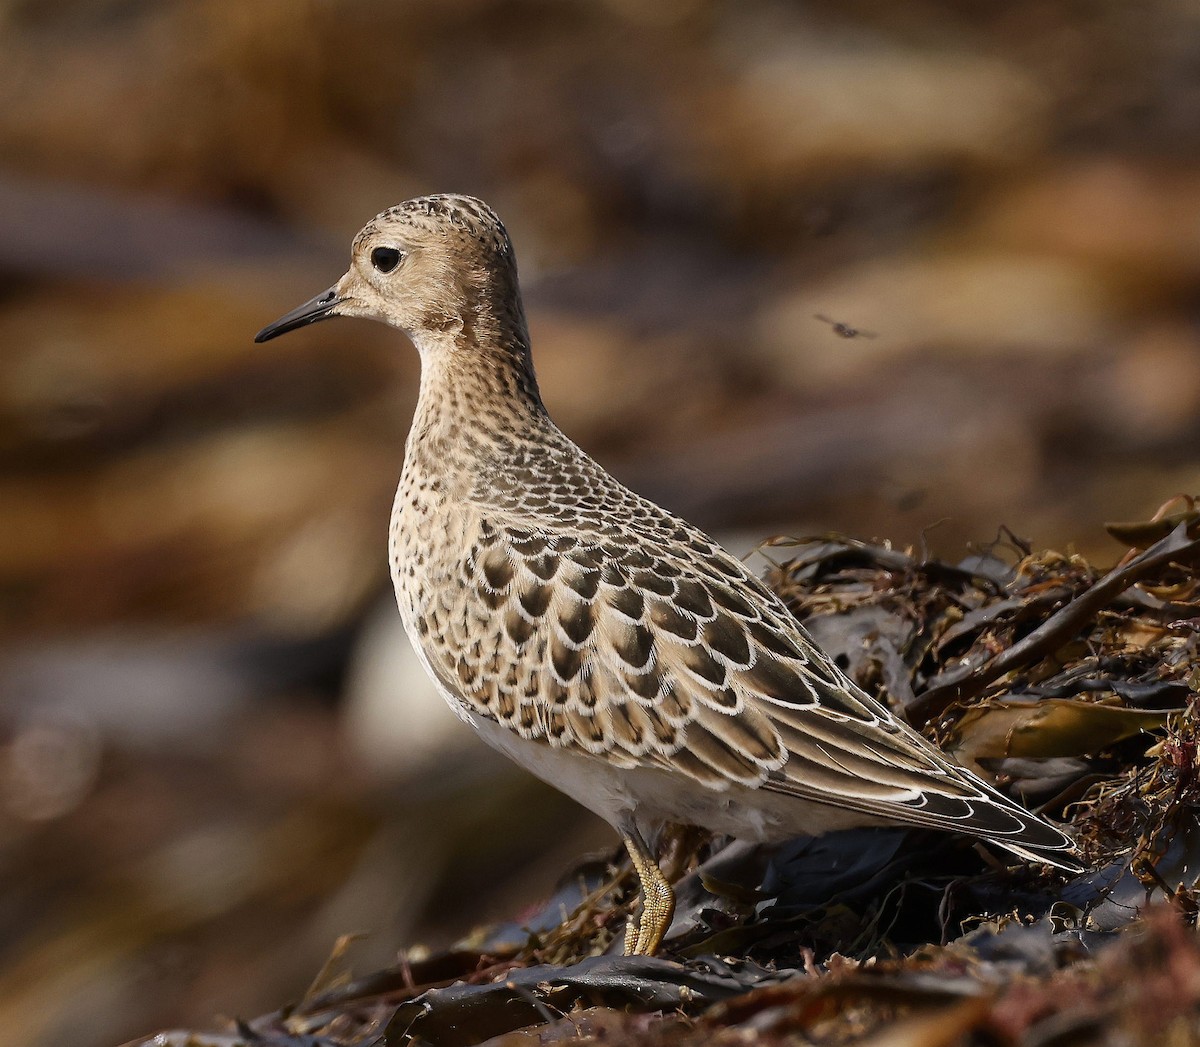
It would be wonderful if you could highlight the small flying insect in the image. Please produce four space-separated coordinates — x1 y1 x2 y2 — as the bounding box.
815 314 877 339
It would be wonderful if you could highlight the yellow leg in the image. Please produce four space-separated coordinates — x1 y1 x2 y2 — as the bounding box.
621 827 675 956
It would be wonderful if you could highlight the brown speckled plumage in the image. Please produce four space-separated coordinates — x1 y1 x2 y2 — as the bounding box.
257 194 1078 956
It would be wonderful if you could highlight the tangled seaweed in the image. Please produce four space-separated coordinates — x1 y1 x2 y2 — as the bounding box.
129 502 1200 1047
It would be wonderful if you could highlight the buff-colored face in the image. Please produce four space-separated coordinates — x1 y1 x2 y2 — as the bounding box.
255 195 517 345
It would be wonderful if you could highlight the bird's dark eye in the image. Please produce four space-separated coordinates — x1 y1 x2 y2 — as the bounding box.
371 246 402 273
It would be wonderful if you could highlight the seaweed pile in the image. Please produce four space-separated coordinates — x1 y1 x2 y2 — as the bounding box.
130 505 1200 1047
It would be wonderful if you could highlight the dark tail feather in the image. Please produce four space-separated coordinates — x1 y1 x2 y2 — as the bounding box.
990 822 1083 873
959 782 1083 872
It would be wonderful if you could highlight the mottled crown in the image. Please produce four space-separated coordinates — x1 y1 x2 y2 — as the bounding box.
353 194 513 258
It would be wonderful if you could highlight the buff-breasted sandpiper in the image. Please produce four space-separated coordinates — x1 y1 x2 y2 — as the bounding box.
256 195 1078 956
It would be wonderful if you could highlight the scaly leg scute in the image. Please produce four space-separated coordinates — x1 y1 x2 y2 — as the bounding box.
621 827 675 956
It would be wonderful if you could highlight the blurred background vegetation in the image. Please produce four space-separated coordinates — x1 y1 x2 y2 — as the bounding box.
2 1 1199 1044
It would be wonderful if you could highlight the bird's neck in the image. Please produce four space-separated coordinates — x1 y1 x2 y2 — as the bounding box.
408 308 551 460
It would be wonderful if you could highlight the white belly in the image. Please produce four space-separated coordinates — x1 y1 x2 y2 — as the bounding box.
464 707 877 844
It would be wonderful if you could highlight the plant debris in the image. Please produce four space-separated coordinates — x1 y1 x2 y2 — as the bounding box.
125 507 1200 1047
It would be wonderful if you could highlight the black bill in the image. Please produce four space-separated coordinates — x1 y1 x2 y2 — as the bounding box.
254 286 343 343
